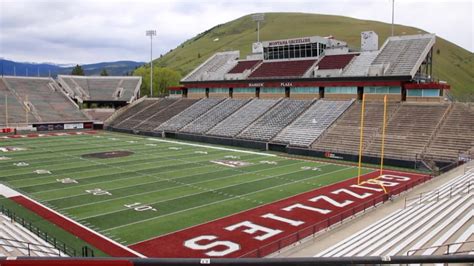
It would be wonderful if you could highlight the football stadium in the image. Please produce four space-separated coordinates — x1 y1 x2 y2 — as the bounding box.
0 8 473 266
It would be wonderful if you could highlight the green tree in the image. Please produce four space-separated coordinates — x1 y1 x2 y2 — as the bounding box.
71 64 84 76
133 66 182 97
100 69 109 76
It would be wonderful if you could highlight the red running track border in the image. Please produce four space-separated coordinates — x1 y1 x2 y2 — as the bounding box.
9 196 142 258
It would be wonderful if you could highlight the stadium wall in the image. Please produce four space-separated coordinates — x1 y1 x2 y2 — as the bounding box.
165 132 268 150
232 93 256 99
289 93 320 100
104 127 458 171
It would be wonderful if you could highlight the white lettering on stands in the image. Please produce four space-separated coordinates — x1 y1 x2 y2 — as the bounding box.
280 82 293 87
248 83 264 87
225 221 282 241
282 203 331 214
309 195 353 208
184 235 240 257
261 213 304 227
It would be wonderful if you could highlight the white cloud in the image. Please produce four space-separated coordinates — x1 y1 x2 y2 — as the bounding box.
0 0 471 64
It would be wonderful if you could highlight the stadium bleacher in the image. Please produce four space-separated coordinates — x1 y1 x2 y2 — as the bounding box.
424 103 474 162
2 77 89 123
0 214 64 257
248 59 317 79
311 101 400 155
370 34 435 77
237 99 312 141
108 98 157 128
207 98 280 138
58 75 141 103
316 169 473 257
316 54 358 70
342 51 379 76
180 98 250 134
227 60 262 74
365 103 449 161
156 98 225 132
136 99 200 132
0 79 34 126
116 98 178 130
182 51 239 82
272 99 354 147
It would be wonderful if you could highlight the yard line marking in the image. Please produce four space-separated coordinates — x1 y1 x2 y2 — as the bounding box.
8 147 236 187
76 161 321 219
58 159 302 211
146 137 276 157
104 166 355 233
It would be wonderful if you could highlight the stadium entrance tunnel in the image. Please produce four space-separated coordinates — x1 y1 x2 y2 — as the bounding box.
81 151 134 159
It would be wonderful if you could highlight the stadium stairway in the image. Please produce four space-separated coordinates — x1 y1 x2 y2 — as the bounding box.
156 98 225 132
207 98 281 138
237 99 313 141
423 103 474 163
272 99 354 147
179 98 250 135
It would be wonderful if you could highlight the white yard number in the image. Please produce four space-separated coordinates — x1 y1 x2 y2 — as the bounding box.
57 178 78 184
86 188 112 196
124 202 157 212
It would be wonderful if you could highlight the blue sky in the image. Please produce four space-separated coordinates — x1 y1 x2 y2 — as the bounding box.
0 0 472 64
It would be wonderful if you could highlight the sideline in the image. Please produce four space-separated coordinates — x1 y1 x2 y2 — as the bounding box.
147 137 276 157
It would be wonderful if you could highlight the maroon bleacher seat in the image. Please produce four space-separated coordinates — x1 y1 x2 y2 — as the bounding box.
316 54 358 70
248 59 317 78
227 60 262 74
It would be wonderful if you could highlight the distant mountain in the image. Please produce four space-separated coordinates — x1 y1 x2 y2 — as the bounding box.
0 59 145 77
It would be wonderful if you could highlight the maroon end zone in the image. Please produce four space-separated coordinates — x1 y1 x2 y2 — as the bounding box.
129 170 430 258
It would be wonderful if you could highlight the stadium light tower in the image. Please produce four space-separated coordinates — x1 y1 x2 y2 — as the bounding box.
391 0 395 36
252 13 265 42
146 30 156 97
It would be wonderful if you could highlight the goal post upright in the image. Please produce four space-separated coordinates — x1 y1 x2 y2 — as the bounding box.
380 95 387 176
357 94 366 185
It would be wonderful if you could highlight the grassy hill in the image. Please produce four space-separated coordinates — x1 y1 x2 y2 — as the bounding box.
147 12 473 100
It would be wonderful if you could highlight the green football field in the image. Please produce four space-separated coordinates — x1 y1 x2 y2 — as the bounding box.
0 131 371 248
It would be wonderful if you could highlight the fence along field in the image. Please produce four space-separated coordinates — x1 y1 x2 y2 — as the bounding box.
0 131 426 257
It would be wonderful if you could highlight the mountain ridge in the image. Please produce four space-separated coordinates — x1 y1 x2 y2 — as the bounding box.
0 59 145 77
148 12 473 100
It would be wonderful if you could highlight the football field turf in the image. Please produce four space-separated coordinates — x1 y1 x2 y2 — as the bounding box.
0 131 372 252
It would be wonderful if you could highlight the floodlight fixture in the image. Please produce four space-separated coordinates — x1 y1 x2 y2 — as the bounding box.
252 13 265 42
146 30 157 97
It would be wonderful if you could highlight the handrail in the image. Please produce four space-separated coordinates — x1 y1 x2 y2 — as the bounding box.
404 179 473 208
0 236 64 257
407 240 474 256
0 205 77 257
